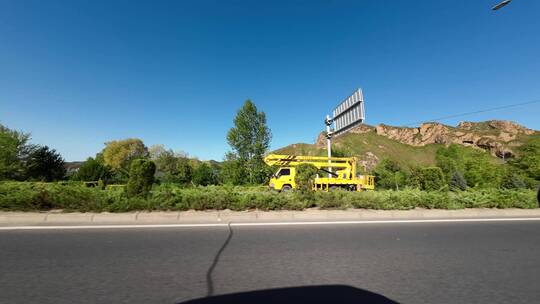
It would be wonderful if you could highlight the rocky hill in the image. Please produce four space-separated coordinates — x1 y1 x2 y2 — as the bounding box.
275 120 539 172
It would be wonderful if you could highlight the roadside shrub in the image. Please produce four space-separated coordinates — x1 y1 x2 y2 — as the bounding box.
1 182 537 212
347 190 387 209
312 190 350 209
126 159 156 197
0 182 108 211
235 187 288 210
452 188 536 209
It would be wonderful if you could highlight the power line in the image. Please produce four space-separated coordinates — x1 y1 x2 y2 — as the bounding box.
402 99 540 127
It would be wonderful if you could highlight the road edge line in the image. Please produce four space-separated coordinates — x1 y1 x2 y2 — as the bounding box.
2 217 540 230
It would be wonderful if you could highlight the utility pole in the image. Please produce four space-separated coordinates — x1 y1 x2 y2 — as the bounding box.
325 115 333 178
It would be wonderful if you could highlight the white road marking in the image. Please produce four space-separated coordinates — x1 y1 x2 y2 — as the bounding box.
1 217 540 230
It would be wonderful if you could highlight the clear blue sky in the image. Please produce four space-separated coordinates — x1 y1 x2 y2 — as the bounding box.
1 0 539 161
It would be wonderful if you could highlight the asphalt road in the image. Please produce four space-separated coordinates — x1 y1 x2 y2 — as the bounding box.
1 221 539 304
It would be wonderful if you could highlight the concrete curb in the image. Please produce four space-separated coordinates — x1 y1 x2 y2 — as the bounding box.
1 208 540 226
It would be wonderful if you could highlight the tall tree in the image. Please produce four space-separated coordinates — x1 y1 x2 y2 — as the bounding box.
102 138 148 174
0 124 33 180
226 100 271 184
25 145 66 181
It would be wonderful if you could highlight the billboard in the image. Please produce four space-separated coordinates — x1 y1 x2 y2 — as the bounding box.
332 88 365 136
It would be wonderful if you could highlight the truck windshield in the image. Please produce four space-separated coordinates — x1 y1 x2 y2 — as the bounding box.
277 168 290 177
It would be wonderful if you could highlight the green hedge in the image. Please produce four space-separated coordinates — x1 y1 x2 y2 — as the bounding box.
0 182 537 212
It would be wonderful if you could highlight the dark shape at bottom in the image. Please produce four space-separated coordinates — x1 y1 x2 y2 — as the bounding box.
537 184 540 206
179 285 399 304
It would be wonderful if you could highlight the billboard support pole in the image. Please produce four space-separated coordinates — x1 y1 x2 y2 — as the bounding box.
325 115 333 178
325 88 365 181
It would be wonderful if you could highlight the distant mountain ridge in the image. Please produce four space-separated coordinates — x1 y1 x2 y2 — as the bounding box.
274 120 539 172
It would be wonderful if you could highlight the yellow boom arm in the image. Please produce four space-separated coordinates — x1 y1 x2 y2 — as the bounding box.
264 154 357 173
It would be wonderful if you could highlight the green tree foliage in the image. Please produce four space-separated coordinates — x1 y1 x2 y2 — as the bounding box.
226 100 272 184
174 157 194 184
219 152 246 185
372 159 409 190
149 145 193 184
509 138 540 181
449 171 467 191
501 173 527 189
463 160 503 189
450 139 540 189
25 146 66 181
102 138 148 174
126 159 156 197
419 167 445 191
407 166 423 189
72 157 112 182
331 147 347 157
193 162 219 186
499 167 529 189
0 124 32 180
436 144 503 188
435 145 462 181
294 164 319 192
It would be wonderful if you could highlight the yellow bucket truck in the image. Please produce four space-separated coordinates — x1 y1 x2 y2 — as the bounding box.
264 154 375 192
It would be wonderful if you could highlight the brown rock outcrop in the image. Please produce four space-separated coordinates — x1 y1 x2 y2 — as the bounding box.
315 132 327 149
358 152 379 172
349 124 375 134
372 120 537 158
312 120 537 160
375 122 456 146
458 120 535 135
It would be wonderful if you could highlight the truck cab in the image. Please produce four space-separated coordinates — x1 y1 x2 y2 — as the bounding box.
269 167 295 191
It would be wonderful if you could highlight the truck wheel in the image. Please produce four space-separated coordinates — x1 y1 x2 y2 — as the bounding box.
329 185 339 191
281 185 292 192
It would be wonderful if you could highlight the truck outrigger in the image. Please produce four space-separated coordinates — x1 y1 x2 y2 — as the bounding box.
264 154 375 192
